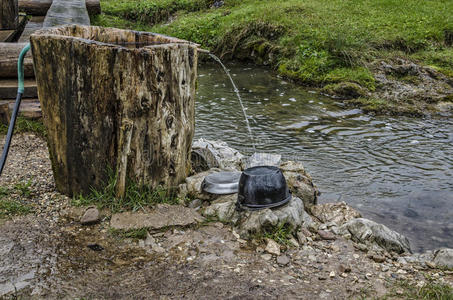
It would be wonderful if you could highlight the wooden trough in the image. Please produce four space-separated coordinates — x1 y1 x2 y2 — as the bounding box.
30 25 199 197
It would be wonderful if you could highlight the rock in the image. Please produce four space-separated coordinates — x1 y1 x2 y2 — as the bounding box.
265 239 281 256
235 197 308 238
297 230 307 245
318 230 336 240
203 196 239 223
339 218 411 254
183 169 219 200
212 0 224 8
322 82 368 99
277 255 290 266
246 152 281 168
110 204 204 230
80 206 100 225
310 202 361 226
338 264 351 273
280 161 318 208
191 139 244 172
288 237 299 248
261 254 272 261
369 254 386 263
432 248 453 268
187 199 202 209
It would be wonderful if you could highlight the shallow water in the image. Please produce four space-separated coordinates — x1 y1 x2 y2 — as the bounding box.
195 62 453 252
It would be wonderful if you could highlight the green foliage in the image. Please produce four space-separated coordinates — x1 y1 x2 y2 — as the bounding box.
0 185 33 218
92 0 453 113
255 223 294 245
0 117 46 138
72 170 180 213
14 180 32 198
386 278 453 300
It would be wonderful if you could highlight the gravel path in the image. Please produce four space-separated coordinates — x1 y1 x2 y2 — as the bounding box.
0 133 452 299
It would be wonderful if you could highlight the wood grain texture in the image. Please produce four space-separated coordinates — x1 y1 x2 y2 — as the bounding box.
30 25 198 197
18 0 100 16
0 42 34 77
1 0 18 29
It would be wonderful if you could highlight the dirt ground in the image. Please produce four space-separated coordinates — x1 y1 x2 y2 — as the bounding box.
1 133 452 299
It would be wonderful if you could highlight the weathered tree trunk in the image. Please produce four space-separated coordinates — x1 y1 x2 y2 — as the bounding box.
1 0 18 29
18 0 100 16
0 42 34 77
30 25 198 197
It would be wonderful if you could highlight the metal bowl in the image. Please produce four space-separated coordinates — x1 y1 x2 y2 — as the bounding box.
201 171 242 195
237 166 291 210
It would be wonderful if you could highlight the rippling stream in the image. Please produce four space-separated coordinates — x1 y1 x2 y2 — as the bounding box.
195 62 453 252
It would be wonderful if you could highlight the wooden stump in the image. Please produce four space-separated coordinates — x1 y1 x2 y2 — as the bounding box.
30 25 198 197
1 0 18 29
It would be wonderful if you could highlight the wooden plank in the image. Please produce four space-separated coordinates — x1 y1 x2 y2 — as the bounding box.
0 42 34 77
18 0 100 16
1 0 18 29
0 98 41 119
0 29 15 41
18 15 43 42
0 78 37 98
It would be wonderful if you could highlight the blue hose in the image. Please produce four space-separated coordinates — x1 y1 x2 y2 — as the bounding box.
0 43 31 175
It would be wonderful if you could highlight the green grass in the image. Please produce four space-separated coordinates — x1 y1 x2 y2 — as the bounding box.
0 185 33 218
109 227 148 240
254 223 294 245
0 117 46 138
72 170 181 213
384 279 453 300
92 0 453 114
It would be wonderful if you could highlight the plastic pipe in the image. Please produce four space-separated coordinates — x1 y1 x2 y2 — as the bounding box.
0 43 31 176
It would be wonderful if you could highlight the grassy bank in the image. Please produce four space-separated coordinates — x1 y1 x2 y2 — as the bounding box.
92 0 453 115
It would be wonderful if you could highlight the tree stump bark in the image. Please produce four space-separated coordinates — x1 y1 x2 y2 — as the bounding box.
1 0 18 29
30 25 198 197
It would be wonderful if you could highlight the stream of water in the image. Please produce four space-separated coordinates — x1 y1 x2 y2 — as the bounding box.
195 61 453 253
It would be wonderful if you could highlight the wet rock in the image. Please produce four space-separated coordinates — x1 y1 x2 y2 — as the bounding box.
246 152 281 168
265 239 281 256
432 248 453 268
80 206 100 225
318 230 336 241
280 161 318 208
339 218 411 254
310 202 361 226
277 255 290 266
110 204 204 230
191 139 244 172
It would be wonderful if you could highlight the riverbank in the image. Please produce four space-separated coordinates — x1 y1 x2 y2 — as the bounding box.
1 132 452 298
91 0 453 116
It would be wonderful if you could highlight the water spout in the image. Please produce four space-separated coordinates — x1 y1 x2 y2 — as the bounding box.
208 53 256 150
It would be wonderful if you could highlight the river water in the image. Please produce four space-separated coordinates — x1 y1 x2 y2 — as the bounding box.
195 62 453 253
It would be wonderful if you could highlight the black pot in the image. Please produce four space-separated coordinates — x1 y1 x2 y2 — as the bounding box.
237 166 291 210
